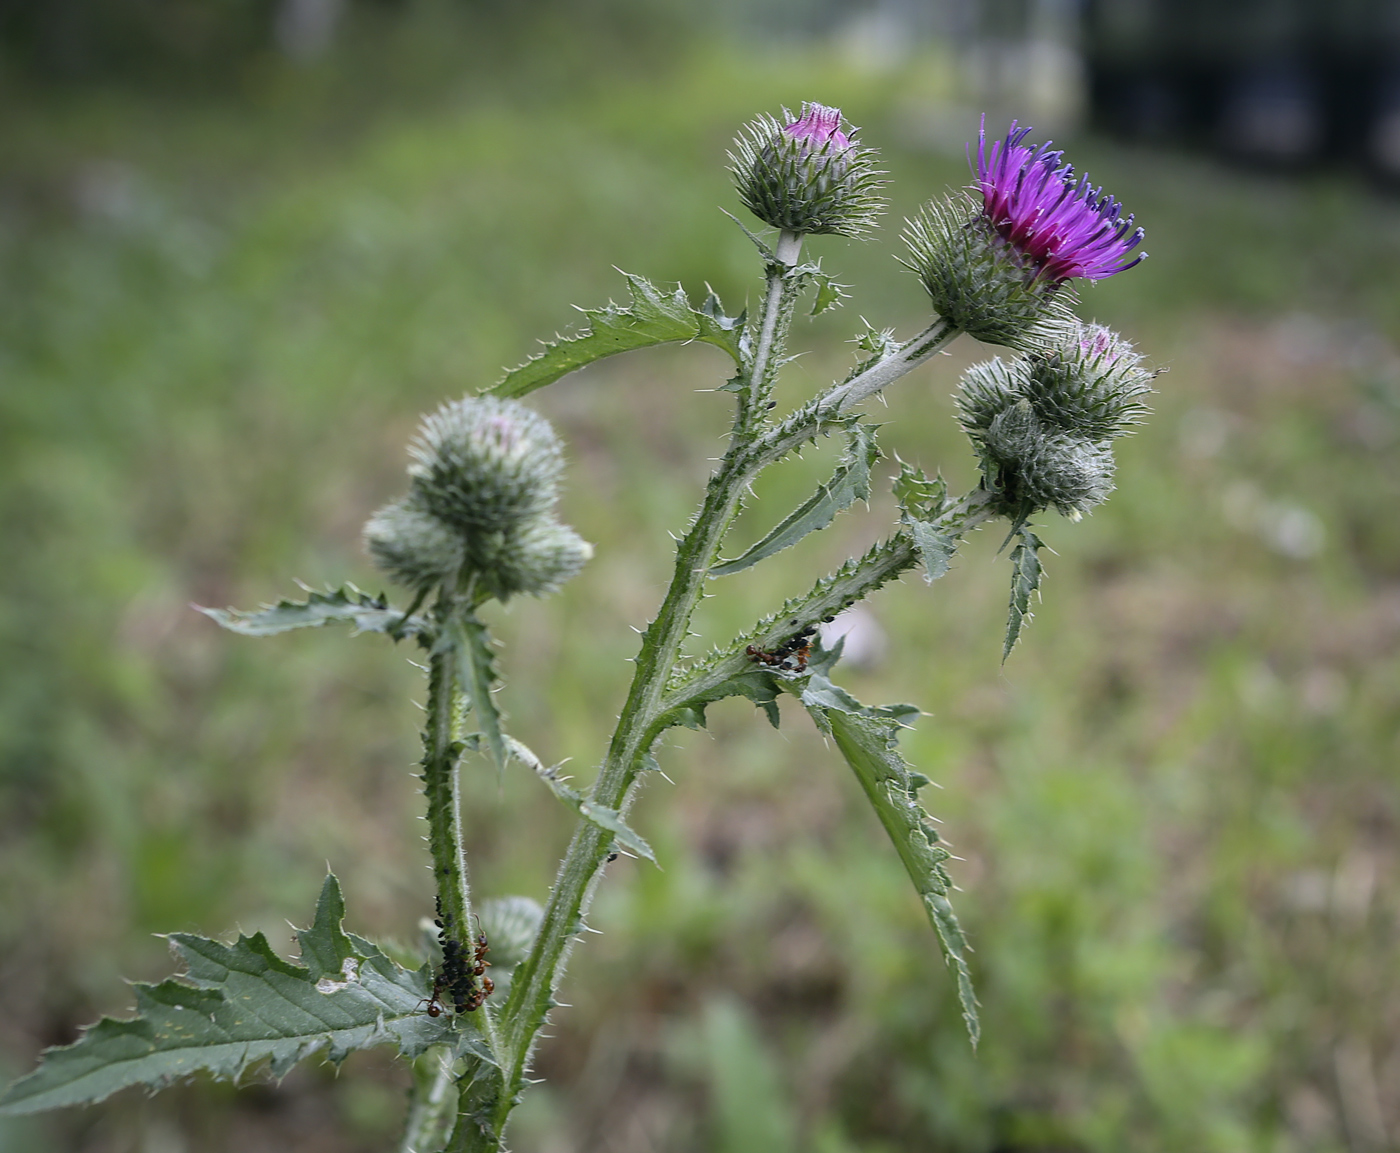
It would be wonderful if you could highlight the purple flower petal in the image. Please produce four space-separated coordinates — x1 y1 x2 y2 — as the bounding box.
973 116 1144 284
785 103 852 152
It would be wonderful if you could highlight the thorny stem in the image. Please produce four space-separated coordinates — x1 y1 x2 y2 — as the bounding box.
440 285 967 1150
732 228 803 436
400 1048 458 1153
422 626 475 979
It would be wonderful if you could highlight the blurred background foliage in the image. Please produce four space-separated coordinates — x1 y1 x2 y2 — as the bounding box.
2 1 1399 1151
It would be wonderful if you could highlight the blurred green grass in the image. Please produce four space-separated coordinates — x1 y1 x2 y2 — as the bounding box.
3 28 1400 1153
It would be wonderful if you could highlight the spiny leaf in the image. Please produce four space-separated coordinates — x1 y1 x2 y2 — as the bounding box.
905 520 957 584
663 669 784 732
452 611 507 777
892 459 949 521
1002 527 1044 661
491 273 743 398
506 736 657 864
798 670 919 730
809 270 849 316
710 422 879 578
197 586 430 640
0 876 458 1116
807 706 979 1046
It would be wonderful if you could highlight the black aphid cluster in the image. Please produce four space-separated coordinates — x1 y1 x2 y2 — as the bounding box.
427 896 493 1016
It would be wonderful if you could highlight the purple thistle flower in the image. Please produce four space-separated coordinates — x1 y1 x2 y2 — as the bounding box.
974 117 1144 284
784 103 851 152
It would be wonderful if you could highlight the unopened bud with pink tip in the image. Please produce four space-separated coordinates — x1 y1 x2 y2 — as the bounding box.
729 102 885 238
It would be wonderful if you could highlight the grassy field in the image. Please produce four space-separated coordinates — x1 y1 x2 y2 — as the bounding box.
1 27 1399 1153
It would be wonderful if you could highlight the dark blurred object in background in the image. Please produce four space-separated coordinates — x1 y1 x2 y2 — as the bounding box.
1085 0 1400 182
0 0 690 91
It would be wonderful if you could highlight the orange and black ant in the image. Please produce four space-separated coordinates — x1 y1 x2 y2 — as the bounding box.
423 907 495 1016
746 621 818 672
420 975 448 1018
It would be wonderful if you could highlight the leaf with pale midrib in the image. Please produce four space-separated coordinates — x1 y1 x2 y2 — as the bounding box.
198 586 429 640
0 876 463 1115
491 273 743 399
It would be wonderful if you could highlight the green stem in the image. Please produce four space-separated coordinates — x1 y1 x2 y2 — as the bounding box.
659 487 997 715
400 1047 458 1153
422 628 474 963
440 278 960 1153
738 229 803 428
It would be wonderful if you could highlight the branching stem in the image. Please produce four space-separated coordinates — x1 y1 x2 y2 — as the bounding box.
434 263 970 1150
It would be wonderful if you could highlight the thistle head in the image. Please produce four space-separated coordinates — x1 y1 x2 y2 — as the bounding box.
904 117 1145 348
365 396 590 602
956 322 1155 519
974 119 1145 283
729 102 886 238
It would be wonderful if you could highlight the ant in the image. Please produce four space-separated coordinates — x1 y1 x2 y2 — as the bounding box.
746 620 821 672
420 975 448 1018
422 913 495 1016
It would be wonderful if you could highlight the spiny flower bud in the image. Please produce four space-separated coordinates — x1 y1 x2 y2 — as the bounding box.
904 117 1145 348
1019 322 1157 439
487 520 594 600
957 321 1152 519
408 396 564 534
364 498 464 593
729 102 886 238
366 396 591 602
957 322 1156 442
978 400 1116 517
1016 430 1116 515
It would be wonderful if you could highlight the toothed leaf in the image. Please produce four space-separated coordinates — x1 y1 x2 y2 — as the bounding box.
198 587 429 640
810 270 848 316
711 422 879 577
906 520 957 584
804 706 979 1046
1003 527 1044 661
0 876 456 1116
492 274 742 398
452 611 508 777
892 460 948 521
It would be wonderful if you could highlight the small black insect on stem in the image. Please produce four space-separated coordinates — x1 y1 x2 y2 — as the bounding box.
425 897 494 1015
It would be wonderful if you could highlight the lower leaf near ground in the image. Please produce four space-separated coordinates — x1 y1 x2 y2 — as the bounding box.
0 875 458 1115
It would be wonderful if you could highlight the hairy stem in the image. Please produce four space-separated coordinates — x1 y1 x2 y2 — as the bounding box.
440 290 963 1153
449 235 825 1148
660 487 997 715
401 1048 458 1153
422 628 475 974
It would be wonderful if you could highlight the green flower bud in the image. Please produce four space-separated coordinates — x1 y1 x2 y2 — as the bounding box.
487 520 594 600
366 396 591 602
983 398 1041 463
729 103 886 238
1020 322 1156 439
955 356 1024 436
408 396 564 534
903 194 1070 350
364 498 464 593
1017 432 1116 516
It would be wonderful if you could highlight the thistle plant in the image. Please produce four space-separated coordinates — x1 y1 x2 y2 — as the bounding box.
0 110 1155 1150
